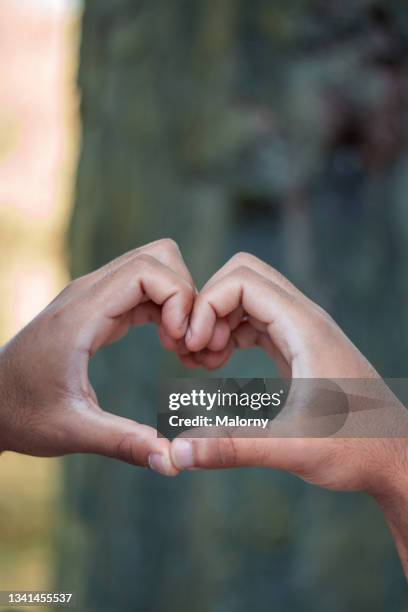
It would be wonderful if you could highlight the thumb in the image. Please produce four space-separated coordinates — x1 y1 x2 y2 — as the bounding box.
170 432 309 472
64 406 179 476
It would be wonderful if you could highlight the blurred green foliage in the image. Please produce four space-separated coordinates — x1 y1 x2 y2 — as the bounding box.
62 1 408 610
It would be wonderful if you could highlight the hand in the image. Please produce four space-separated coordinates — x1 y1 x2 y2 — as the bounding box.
169 253 408 576
0 239 195 476
171 252 406 481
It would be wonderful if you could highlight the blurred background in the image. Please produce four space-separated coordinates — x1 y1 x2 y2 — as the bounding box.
1 0 408 610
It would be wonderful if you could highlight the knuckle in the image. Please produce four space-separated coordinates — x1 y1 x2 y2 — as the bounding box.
132 252 157 267
180 278 194 294
116 434 141 466
193 288 214 310
42 305 78 348
49 278 81 305
179 285 194 305
214 434 238 468
45 302 72 328
156 237 179 253
230 251 255 267
231 265 253 279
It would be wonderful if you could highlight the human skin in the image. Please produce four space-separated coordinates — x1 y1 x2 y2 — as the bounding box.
1 244 408 577
167 252 408 579
0 239 198 476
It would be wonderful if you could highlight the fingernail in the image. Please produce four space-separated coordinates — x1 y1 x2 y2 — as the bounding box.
148 453 170 476
186 327 193 342
172 439 194 470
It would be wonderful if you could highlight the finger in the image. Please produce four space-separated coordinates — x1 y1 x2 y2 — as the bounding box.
186 266 306 366
227 305 246 331
71 239 195 292
158 333 204 368
101 302 163 346
142 239 195 288
202 252 304 300
72 254 194 353
193 341 235 370
175 337 191 356
207 318 231 352
137 300 230 358
256 332 291 378
177 352 202 369
159 331 207 357
63 406 179 476
231 322 291 377
194 322 291 375
158 325 180 352
170 433 312 473
130 301 162 326
231 321 259 349
192 326 250 370
197 252 310 349
197 324 285 371
176 320 232 370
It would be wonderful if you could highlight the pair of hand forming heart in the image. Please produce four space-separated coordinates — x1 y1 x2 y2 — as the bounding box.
0 239 407 490
1 237 408 577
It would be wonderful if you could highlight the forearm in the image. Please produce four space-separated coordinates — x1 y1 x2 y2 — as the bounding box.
0 343 19 454
0 346 11 452
0 346 8 453
373 474 408 580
